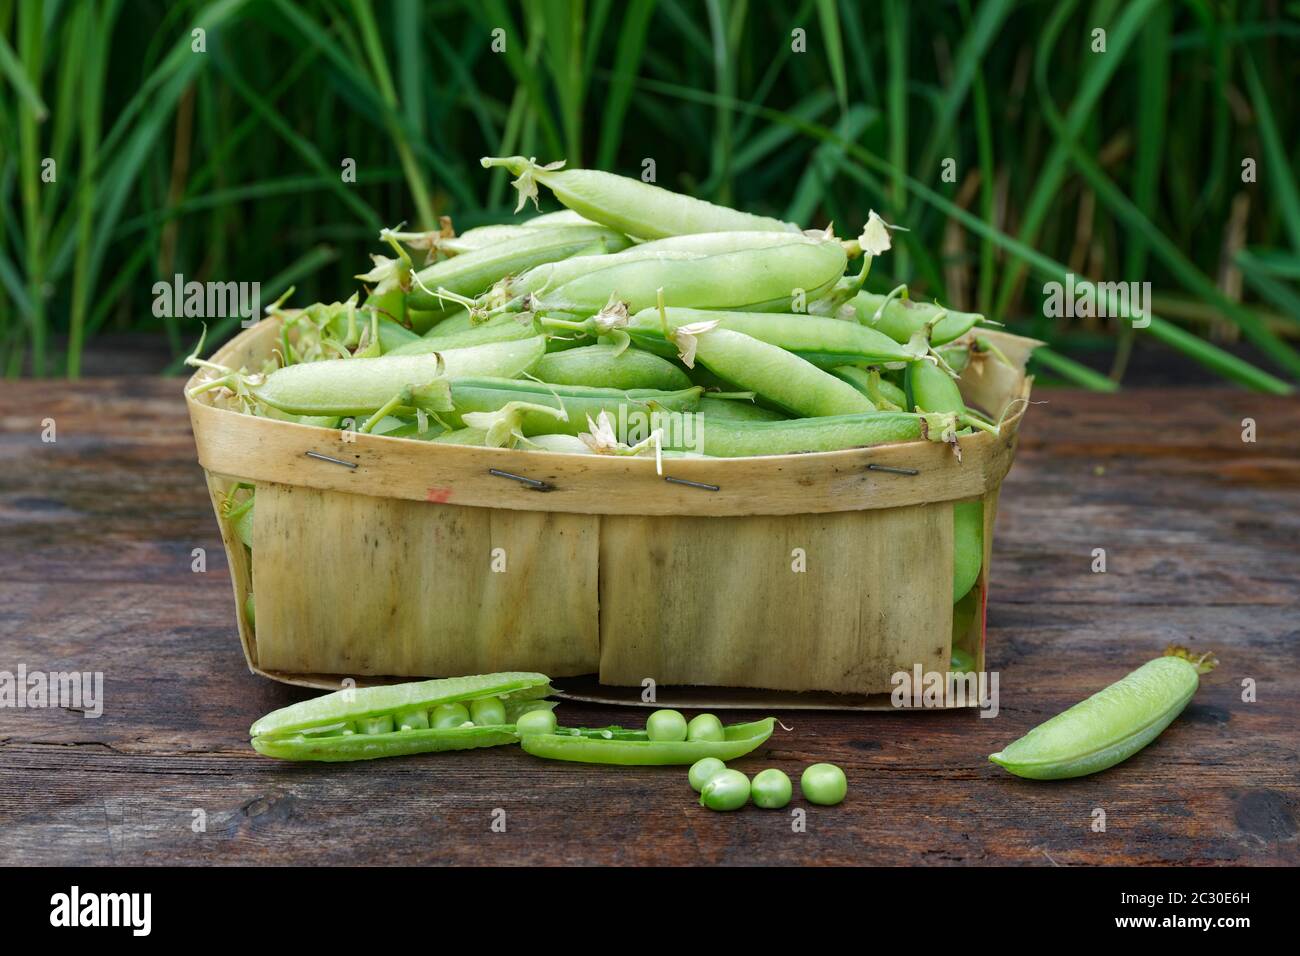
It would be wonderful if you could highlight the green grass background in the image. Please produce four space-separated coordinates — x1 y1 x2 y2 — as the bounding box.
1 0 1297 391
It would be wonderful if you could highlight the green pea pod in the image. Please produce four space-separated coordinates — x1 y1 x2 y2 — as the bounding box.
436 223 540 255
522 242 847 316
388 315 540 355
533 344 692 391
231 499 255 550
953 500 983 602
989 648 1218 780
252 336 546 416
364 286 408 331
670 412 933 458
408 308 450 335
903 358 965 415
423 310 475 337
851 291 983 346
439 377 703 435
495 234 823 304
627 307 924 368
482 156 798 239
251 672 556 762
407 225 630 310
674 327 874 418
376 317 419 353
831 365 905 411
698 396 790 422
519 717 776 765
503 232 833 303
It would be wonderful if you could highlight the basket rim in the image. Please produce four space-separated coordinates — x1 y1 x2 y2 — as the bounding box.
185 318 1037 517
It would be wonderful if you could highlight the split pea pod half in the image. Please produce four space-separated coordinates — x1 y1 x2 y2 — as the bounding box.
851 291 983 346
518 718 775 765
668 411 946 458
251 336 546 416
989 647 1218 780
250 672 556 762
482 155 799 239
407 224 630 310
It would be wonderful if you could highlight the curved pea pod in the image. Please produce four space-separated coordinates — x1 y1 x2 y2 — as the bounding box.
628 307 923 367
953 500 983 602
250 672 556 762
531 242 848 315
851 291 983 346
440 377 703 436
482 156 798 239
389 315 540 355
903 357 965 415
252 336 546 416
989 647 1218 780
519 717 775 765
667 326 874 418
533 344 692 391
407 224 630 310
669 411 933 458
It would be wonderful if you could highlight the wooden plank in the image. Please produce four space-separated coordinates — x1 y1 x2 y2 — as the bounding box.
251 484 599 677
597 504 952 693
1 378 1297 866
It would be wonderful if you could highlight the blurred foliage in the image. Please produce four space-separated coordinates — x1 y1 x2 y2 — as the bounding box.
0 0 1297 390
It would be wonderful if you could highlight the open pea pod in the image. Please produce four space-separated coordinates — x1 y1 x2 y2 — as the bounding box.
251 672 555 762
519 717 775 765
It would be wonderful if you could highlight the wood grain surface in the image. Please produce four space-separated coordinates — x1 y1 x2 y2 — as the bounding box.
1 379 1297 865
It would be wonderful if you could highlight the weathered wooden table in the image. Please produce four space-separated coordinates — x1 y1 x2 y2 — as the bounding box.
1 380 1296 865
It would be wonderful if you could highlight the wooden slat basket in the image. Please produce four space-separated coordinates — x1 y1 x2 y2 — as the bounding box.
187 318 1037 709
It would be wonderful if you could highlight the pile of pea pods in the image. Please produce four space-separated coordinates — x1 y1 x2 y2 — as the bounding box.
189 156 1006 613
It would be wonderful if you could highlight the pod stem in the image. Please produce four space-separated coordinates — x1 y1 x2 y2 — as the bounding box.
479 156 565 213
1164 644 1219 674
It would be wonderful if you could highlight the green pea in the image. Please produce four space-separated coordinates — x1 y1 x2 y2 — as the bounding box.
646 709 688 742
750 768 793 809
688 757 727 793
469 697 507 726
801 763 847 806
514 708 558 736
700 769 751 811
686 713 725 742
356 715 395 735
430 702 470 730
394 708 430 731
